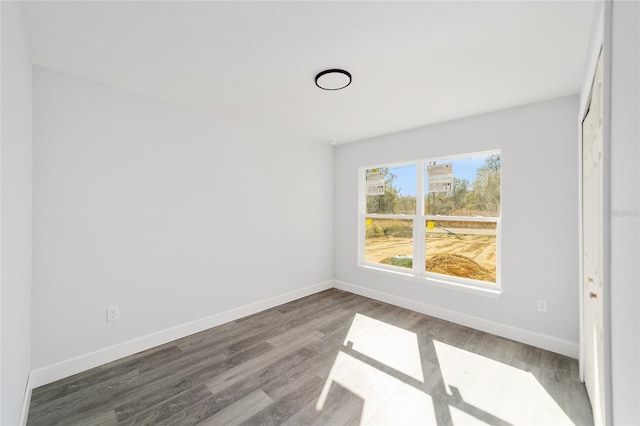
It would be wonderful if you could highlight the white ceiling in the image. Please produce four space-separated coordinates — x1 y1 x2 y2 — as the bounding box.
21 1 598 144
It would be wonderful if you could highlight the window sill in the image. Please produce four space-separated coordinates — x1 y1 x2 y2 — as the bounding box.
358 263 502 299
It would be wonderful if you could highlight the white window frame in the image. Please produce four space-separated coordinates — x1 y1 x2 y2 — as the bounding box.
358 150 502 298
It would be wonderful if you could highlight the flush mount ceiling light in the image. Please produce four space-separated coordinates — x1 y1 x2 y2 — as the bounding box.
315 69 352 91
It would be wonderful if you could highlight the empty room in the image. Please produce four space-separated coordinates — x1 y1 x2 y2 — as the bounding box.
2 1 639 425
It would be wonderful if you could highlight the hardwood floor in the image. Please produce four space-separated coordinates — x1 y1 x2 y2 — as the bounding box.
27 289 593 425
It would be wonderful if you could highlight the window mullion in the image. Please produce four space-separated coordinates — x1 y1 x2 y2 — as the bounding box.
358 169 366 265
414 161 426 273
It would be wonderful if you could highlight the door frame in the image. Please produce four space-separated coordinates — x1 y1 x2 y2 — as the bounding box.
577 3 612 425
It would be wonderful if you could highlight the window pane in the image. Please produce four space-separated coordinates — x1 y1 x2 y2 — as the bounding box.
366 164 416 214
365 218 413 268
425 153 500 217
425 220 497 283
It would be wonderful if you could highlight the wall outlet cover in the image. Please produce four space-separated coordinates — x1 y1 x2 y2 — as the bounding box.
107 306 119 322
536 300 548 313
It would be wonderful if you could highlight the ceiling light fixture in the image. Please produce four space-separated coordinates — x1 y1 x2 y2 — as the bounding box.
315 69 352 91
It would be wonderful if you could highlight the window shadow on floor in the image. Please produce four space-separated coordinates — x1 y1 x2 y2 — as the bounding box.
316 310 593 426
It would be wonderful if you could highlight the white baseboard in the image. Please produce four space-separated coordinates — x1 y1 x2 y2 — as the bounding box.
19 372 33 426
333 279 579 358
27 277 578 396
30 280 333 388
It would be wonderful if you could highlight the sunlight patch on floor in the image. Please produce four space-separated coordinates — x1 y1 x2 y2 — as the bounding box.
449 405 492 425
343 313 424 382
433 340 574 425
316 351 436 425
316 313 577 425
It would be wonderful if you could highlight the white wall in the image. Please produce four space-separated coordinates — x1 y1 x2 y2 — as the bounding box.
608 0 640 423
1 2 33 424
32 67 333 370
334 96 579 354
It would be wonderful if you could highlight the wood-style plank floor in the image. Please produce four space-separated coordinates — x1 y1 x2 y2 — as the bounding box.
27 289 593 425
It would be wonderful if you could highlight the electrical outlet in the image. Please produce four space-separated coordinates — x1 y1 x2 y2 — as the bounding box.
537 300 548 313
107 306 119 322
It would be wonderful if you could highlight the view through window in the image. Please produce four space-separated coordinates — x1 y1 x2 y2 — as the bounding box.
361 152 501 288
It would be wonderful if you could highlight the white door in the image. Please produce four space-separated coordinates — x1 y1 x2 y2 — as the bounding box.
582 50 605 425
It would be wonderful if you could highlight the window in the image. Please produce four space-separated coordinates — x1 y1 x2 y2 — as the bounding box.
360 151 501 293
